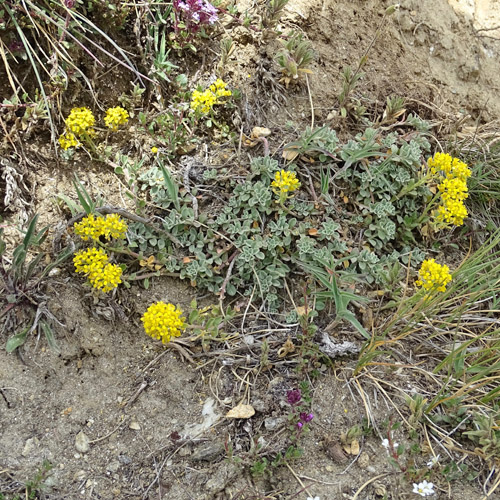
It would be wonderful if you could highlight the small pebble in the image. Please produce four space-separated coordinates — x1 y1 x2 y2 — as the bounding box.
75 431 90 453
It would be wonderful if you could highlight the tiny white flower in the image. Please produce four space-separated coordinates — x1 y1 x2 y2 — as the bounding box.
426 454 440 468
413 480 435 497
381 438 398 452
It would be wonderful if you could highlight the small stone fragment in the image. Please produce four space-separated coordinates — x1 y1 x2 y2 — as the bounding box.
191 441 224 462
118 455 132 464
75 431 90 453
324 439 348 464
73 470 87 481
22 437 40 457
178 447 191 457
264 416 285 430
106 460 120 473
129 421 140 430
358 451 370 469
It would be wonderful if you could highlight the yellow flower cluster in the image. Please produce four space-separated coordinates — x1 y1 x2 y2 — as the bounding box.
59 107 96 150
58 132 80 150
74 247 123 293
428 152 471 181
190 79 232 114
66 107 96 136
104 106 129 131
271 170 301 203
415 258 452 293
428 153 471 226
141 302 185 344
74 214 128 241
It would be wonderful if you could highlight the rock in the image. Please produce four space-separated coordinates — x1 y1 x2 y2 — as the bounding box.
44 474 58 489
243 335 255 346
323 439 348 464
75 431 90 453
73 470 86 481
178 447 191 457
129 421 140 430
191 441 224 462
251 399 267 413
358 451 370 469
264 417 285 430
205 462 240 494
22 437 40 457
106 460 120 473
118 455 132 465
48 267 61 277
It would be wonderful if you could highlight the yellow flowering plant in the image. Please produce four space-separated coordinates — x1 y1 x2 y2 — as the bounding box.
58 105 130 153
73 247 123 293
271 170 301 204
65 107 96 136
72 214 128 293
190 78 232 115
74 213 128 241
142 302 185 344
427 152 471 228
415 258 452 293
59 107 96 151
104 106 129 131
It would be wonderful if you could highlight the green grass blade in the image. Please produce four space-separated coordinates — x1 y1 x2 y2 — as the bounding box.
159 163 181 210
41 321 59 353
4 2 57 147
73 175 95 214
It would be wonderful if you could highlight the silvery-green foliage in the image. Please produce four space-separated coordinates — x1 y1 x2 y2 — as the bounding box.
331 116 431 251
250 156 280 180
283 126 338 162
126 114 435 300
297 236 316 256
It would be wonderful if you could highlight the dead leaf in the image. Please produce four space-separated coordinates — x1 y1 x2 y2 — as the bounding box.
350 439 360 455
282 149 299 162
277 337 296 358
362 307 374 329
183 257 192 264
226 404 255 419
300 155 315 163
296 306 307 316
308 228 319 236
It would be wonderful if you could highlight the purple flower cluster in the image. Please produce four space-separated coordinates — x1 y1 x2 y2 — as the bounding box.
287 389 302 406
297 412 314 429
174 0 218 32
